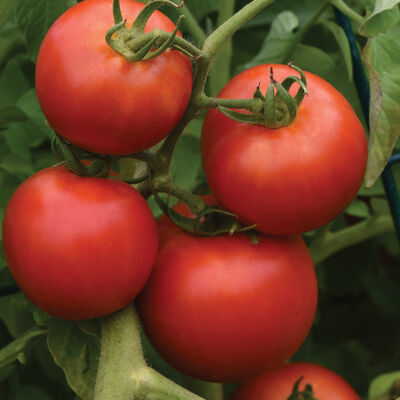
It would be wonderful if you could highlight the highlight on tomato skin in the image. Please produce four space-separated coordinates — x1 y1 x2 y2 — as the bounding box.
231 362 360 400
2 166 159 320
201 63 368 236
137 198 318 383
35 0 193 156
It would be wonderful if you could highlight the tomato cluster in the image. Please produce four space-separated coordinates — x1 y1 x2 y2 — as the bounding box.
2 0 365 395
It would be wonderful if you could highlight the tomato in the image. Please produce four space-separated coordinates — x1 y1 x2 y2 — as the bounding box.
137 201 318 382
201 64 368 235
35 0 193 155
232 362 360 400
2 166 158 320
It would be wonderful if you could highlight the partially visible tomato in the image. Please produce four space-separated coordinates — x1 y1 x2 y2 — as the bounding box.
232 362 360 400
137 200 318 382
2 166 158 320
201 64 368 235
36 0 193 155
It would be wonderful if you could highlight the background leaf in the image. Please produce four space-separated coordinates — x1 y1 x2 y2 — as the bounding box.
15 0 70 62
362 22 400 187
358 0 400 37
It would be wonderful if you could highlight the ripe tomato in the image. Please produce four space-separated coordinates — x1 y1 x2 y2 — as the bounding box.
35 0 193 155
201 64 368 235
232 362 360 400
2 166 158 320
137 201 318 382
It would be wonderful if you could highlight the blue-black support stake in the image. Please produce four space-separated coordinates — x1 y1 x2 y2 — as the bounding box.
334 9 400 244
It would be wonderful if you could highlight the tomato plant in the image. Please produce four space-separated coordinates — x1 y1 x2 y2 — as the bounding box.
232 362 360 400
137 204 318 382
0 0 399 399
35 0 193 155
201 64 368 235
2 166 158 320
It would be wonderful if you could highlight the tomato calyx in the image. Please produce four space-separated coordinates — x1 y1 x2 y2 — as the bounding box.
149 174 257 237
217 63 309 129
287 377 318 400
105 0 200 61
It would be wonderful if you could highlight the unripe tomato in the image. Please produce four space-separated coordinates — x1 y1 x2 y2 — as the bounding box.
36 0 193 155
2 166 158 320
137 202 318 382
232 362 360 400
201 64 368 235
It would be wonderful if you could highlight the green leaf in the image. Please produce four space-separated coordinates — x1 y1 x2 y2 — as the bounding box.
358 0 400 37
318 20 353 80
0 105 27 129
0 293 36 338
345 199 370 218
0 326 47 369
0 60 30 107
368 371 400 398
15 0 70 62
0 0 16 31
35 311 100 400
362 23 400 187
242 11 299 69
242 0 325 29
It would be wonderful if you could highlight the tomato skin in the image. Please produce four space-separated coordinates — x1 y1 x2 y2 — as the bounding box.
2 167 158 320
232 362 360 400
35 0 193 155
201 64 368 235
137 207 318 382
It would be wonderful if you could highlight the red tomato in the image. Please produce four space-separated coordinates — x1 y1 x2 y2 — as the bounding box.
35 0 193 155
2 166 158 320
201 64 368 235
137 202 318 382
232 362 360 400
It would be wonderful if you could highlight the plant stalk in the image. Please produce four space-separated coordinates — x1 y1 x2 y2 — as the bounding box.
330 0 364 25
310 214 394 264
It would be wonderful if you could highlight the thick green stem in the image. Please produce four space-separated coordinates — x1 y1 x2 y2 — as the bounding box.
208 0 236 95
330 0 364 25
202 0 275 61
94 305 205 400
94 305 146 400
310 214 394 264
282 0 330 64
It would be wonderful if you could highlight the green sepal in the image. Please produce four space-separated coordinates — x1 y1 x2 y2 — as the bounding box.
287 377 318 400
130 0 183 35
144 15 184 60
218 106 265 125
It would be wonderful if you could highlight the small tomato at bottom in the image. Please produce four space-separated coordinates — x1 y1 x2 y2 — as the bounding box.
2 166 158 320
232 362 360 400
137 207 318 382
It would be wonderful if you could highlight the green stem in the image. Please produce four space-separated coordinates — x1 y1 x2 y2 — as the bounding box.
94 305 205 400
153 179 207 214
202 0 275 61
156 0 275 176
282 0 330 64
330 0 364 25
94 305 146 400
309 214 394 264
208 0 236 95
